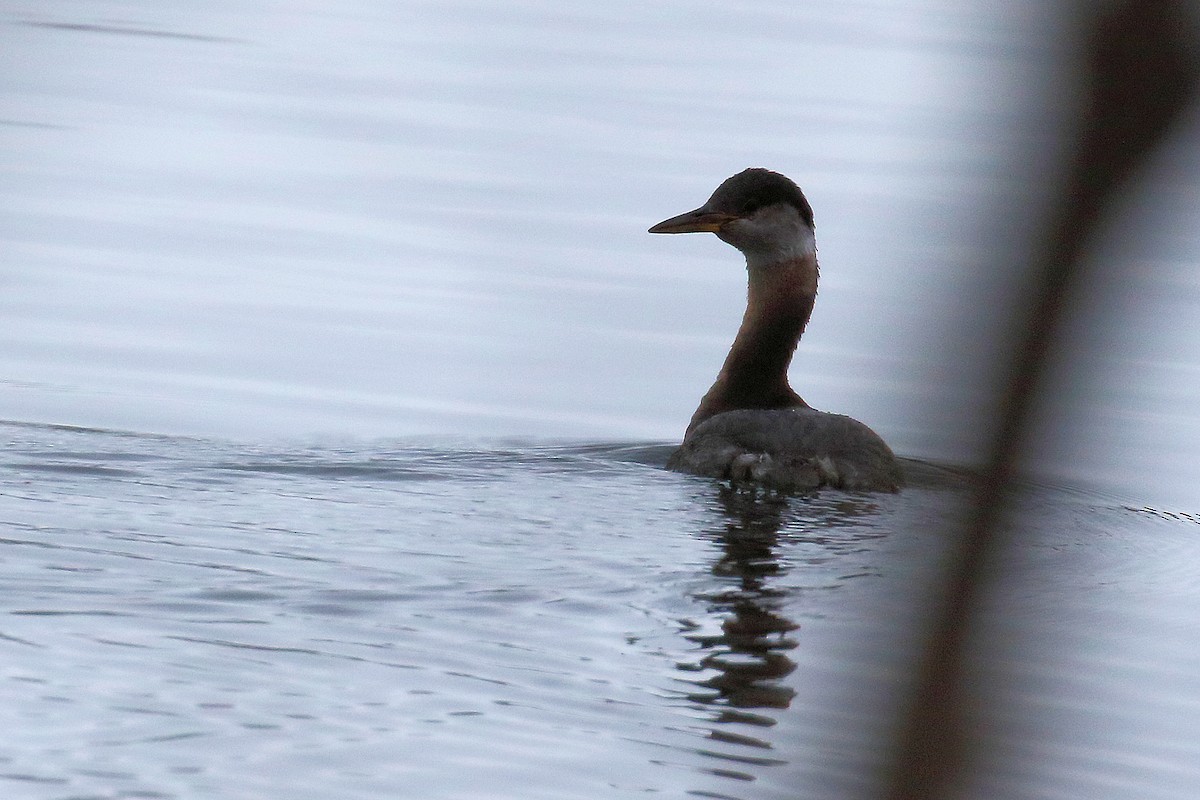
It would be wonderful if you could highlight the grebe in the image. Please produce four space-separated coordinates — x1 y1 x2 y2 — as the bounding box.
650 168 902 492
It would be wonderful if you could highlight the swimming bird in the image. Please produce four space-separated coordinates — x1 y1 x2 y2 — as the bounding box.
649 168 902 492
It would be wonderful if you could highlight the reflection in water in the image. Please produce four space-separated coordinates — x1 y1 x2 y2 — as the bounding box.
687 488 798 713
677 484 891 788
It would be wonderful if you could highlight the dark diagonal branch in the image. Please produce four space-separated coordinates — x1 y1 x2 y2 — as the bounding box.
885 2 1200 797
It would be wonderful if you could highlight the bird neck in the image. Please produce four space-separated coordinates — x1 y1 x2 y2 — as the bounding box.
687 254 818 433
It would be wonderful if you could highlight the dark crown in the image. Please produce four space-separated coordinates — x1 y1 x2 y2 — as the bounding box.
707 168 814 229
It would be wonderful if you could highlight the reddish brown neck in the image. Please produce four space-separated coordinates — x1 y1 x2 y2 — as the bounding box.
687 255 818 433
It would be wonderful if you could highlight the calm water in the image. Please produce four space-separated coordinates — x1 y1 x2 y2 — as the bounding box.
2 422 1199 799
3 1 1200 798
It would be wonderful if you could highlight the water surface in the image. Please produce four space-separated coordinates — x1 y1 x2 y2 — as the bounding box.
4 421 1198 799
3 1 1198 500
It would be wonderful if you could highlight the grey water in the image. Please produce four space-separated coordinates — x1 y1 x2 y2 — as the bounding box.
3 423 1199 799
3 2 1200 799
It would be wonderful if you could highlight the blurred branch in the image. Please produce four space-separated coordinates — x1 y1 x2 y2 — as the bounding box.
885 1 1200 797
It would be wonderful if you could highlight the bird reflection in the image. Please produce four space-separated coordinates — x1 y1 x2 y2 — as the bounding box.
676 483 890 784
684 487 799 711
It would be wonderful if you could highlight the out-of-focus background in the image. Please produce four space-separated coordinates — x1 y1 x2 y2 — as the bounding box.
4 0 1197 505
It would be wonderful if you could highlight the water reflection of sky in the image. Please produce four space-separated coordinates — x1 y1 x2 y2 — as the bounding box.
2 1 1198 504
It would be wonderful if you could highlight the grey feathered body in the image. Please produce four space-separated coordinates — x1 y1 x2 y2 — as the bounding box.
667 407 902 492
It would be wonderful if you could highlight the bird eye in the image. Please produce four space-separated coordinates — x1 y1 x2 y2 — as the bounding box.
738 197 764 215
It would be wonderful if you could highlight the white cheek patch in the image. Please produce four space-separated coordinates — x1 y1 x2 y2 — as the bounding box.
791 224 817 259
739 204 816 268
